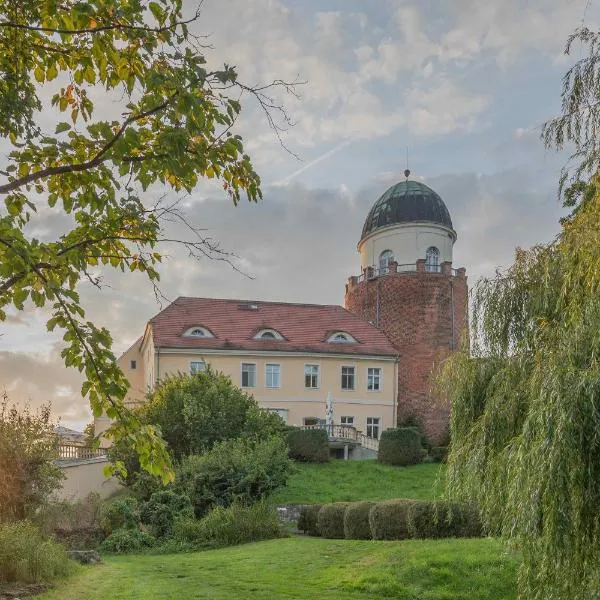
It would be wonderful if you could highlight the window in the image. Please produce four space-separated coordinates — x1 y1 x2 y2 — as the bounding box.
367 417 380 439
340 416 354 426
425 246 440 272
253 328 283 340
266 364 281 388
304 364 319 389
379 249 394 274
341 366 355 390
267 408 288 422
327 331 357 343
190 361 206 374
130 360 137 370
183 326 214 338
241 363 256 387
367 367 382 391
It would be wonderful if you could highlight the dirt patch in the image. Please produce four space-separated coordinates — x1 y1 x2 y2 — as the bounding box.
0 582 49 599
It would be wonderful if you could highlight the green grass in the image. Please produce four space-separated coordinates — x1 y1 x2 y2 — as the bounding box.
39 537 516 600
270 461 444 504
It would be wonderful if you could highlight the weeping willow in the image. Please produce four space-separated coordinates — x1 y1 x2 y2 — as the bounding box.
439 182 600 599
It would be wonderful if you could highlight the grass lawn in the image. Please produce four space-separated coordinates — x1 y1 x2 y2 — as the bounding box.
39 537 516 600
270 461 444 504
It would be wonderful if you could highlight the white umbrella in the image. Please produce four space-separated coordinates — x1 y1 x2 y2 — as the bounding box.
325 392 334 434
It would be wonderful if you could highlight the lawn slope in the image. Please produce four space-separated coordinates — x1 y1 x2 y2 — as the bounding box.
39 537 516 600
270 461 443 504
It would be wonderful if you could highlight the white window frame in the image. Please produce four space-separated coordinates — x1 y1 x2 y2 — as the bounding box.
341 365 356 391
130 360 137 370
265 363 281 389
367 367 383 392
190 360 206 375
241 362 257 388
304 364 320 389
425 246 441 273
253 328 284 340
340 416 354 426
366 416 381 439
327 331 357 343
379 249 394 274
183 326 215 338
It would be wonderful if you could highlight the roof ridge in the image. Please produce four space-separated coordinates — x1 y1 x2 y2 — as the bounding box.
173 296 344 309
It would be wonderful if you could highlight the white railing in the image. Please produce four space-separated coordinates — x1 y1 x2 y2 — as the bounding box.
57 444 108 460
300 423 379 452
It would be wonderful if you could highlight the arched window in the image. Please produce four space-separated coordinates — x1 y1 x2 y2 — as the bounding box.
183 326 214 338
260 331 276 339
327 331 357 343
253 328 284 340
425 246 440 272
378 249 394 274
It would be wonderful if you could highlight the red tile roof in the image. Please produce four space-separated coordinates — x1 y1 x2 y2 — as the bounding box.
149 297 397 357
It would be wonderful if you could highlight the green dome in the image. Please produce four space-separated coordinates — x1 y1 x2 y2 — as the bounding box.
361 180 453 240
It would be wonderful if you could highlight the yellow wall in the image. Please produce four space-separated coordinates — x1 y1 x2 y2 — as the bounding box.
152 350 397 436
55 458 122 501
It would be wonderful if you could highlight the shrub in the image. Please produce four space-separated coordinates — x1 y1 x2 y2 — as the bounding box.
100 528 156 553
377 427 423 466
343 501 374 540
286 428 329 463
174 436 292 518
317 503 350 539
0 521 72 583
100 497 140 535
139 491 193 538
369 499 419 540
407 501 481 539
173 502 282 549
297 504 322 536
430 446 448 463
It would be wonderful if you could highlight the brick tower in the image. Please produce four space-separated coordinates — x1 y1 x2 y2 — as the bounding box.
344 175 468 443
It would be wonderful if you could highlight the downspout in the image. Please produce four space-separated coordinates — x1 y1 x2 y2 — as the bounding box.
393 354 399 427
156 345 160 384
450 277 455 351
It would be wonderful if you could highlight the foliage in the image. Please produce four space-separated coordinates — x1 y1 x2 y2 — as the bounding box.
377 427 423 466
0 0 296 482
406 501 481 539
316 502 349 539
297 504 322 537
0 521 72 583
37 537 519 600
368 499 416 540
270 461 442 504
100 497 140 535
0 395 63 521
437 179 600 598
139 490 193 539
100 528 156 554
174 436 292 518
430 447 448 463
172 501 282 549
285 428 329 463
343 501 374 540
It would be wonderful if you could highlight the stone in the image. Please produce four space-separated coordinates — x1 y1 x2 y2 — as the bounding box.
67 550 102 565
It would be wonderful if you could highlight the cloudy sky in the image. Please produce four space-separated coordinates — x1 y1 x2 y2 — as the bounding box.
1 0 597 428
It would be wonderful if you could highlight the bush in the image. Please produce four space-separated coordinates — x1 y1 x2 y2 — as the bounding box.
286 428 329 463
100 496 140 535
173 502 282 549
378 428 423 466
430 446 448 463
343 501 374 540
297 504 322 536
174 436 292 518
369 499 419 540
139 491 193 538
317 503 350 539
100 528 156 553
0 521 72 583
407 501 481 539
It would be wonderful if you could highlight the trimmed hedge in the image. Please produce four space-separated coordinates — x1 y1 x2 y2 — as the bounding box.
369 499 420 540
378 427 423 466
286 428 329 463
317 503 350 539
407 501 481 539
297 504 322 536
430 446 448 463
343 501 374 540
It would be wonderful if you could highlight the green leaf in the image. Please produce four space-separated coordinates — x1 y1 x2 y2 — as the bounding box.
55 122 71 134
33 66 45 83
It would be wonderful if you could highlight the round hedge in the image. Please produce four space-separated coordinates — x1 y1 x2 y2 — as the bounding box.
343 502 375 540
297 504 322 536
286 428 329 463
407 501 481 539
368 499 419 540
377 427 422 466
317 503 350 539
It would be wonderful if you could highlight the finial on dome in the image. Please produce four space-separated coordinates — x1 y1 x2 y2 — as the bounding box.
404 168 411 180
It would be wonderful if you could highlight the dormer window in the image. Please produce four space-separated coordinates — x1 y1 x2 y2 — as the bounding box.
253 328 284 340
327 331 357 343
183 326 214 338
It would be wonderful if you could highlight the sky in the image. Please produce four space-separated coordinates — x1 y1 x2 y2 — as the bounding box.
1 0 598 428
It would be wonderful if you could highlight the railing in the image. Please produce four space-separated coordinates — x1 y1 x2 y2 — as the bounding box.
356 263 417 283
300 423 379 452
57 444 108 460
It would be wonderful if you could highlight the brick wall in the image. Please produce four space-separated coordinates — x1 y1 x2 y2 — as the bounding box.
345 262 468 444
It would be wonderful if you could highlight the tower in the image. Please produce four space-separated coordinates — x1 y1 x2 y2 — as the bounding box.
344 176 468 443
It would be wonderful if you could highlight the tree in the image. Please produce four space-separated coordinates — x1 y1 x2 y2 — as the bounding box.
0 394 64 521
0 1 296 481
